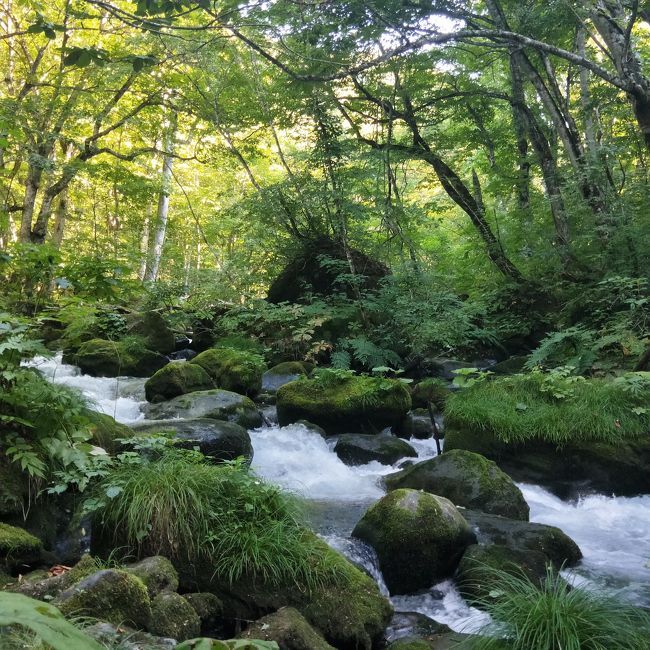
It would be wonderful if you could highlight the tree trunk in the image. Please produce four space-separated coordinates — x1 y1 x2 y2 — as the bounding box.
20 165 42 242
51 190 68 248
138 203 152 281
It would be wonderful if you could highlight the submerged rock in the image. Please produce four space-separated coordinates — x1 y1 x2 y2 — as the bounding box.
145 361 214 402
73 338 167 378
190 347 266 396
149 592 201 641
239 606 335 649
335 433 417 466
276 374 411 434
384 450 529 521
144 389 263 429
352 489 476 594
133 419 253 463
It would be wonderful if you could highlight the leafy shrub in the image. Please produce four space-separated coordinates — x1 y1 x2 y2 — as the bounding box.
470 565 650 650
445 369 650 445
331 335 401 372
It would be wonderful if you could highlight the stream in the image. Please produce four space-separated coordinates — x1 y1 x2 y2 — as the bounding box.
29 354 650 633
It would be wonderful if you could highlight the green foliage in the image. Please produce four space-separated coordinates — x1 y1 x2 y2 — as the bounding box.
332 336 401 372
60 255 133 301
85 451 344 589
469 565 650 650
445 370 650 446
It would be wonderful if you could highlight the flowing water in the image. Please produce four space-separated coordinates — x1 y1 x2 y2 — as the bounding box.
28 354 650 632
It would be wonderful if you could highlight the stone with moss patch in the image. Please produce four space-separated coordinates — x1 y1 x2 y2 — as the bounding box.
144 389 263 429
74 338 168 377
84 622 177 649
183 592 224 635
86 411 133 453
276 374 411 434
384 450 529 520
0 523 42 571
145 361 214 402
190 347 267 396
352 490 475 594
335 433 417 466
149 592 201 641
55 569 151 628
125 556 179 598
125 311 176 355
262 361 314 393
239 606 335 649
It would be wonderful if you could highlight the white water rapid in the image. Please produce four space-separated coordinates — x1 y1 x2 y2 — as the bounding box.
28 354 650 632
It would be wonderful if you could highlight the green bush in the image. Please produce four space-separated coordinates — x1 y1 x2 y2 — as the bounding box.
445 369 650 445
469 565 650 650
87 451 342 589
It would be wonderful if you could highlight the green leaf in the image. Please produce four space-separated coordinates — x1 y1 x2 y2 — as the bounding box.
105 485 123 498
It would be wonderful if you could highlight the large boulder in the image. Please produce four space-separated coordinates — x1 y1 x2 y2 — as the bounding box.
190 347 266 396
335 433 417 466
86 411 134 453
384 450 529 520
267 237 388 304
144 361 214 402
125 311 175 355
133 419 253 463
73 338 167 378
0 523 42 572
276 374 411 434
262 361 313 393
239 607 335 649
352 490 476 594
124 556 179 598
149 592 201 641
461 510 582 567
55 569 151 629
144 389 263 429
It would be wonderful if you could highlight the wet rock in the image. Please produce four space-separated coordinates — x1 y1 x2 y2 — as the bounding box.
239 606 335 649
174 336 192 351
133 419 253 463
384 450 529 521
86 411 134 453
84 622 176 650
125 556 179 598
144 389 263 429
335 433 417 466
296 420 327 437
262 361 313 392
352 490 476 594
169 348 197 361
184 592 224 636
125 311 176 355
386 633 472 649
190 347 266 397
461 510 582 567
145 361 214 402
395 409 437 440
0 523 42 572
73 338 167 378
149 592 201 641
385 612 451 643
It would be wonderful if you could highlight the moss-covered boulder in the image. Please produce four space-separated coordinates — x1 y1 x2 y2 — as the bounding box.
149 592 201 641
145 361 214 402
125 556 179 598
184 592 224 636
411 379 451 410
144 389 263 429
86 411 133 453
455 543 547 602
189 347 266 397
133 418 253 463
55 569 151 628
239 606 335 649
0 523 42 572
74 338 167 378
352 490 476 594
384 450 529 521
334 433 417 466
125 311 176 355
461 510 582 567
262 361 314 393
276 374 411 434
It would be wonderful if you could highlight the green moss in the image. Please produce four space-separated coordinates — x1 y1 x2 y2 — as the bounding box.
149 592 201 641
125 311 176 355
124 556 179 598
74 338 167 377
0 523 42 568
267 361 313 376
55 569 151 629
276 374 411 434
411 378 451 410
191 347 266 396
144 361 214 402
445 372 650 446
85 411 133 453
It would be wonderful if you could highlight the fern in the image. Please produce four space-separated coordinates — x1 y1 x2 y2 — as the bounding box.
337 336 401 372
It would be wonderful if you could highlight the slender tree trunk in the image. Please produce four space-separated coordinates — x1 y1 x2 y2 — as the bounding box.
144 111 177 283
51 191 68 248
20 165 42 242
138 202 152 281
509 55 531 213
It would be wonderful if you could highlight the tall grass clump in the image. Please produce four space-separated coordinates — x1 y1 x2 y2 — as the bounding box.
445 370 650 446
86 451 341 590
469 565 650 650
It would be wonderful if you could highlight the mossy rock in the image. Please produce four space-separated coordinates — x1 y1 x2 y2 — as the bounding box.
133 418 253 463
190 347 267 397
84 622 178 649
125 556 179 598
125 311 176 355
144 389 263 429
262 362 314 393
74 338 168 378
334 433 417 466
276 375 411 434
352 490 476 594
0 461 26 517
86 411 134 453
386 634 471 650
184 592 224 636
384 450 529 521
455 543 547 603
55 569 151 629
395 409 438 440
411 379 451 410
145 361 214 402
239 606 335 649
149 592 201 641
461 510 582 567
0 523 42 571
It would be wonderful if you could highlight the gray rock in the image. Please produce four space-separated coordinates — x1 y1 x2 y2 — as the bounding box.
335 433 417 466
125 556 179 598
